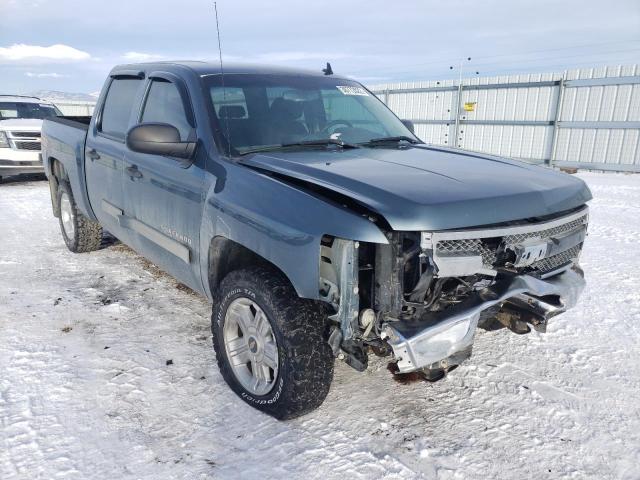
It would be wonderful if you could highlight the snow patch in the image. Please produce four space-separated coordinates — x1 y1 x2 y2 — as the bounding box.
1 173 639 479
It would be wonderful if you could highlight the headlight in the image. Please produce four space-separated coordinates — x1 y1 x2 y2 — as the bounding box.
0 131 9 148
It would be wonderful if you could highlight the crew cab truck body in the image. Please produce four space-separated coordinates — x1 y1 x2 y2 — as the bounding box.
0 95 61 181
42 62 591 419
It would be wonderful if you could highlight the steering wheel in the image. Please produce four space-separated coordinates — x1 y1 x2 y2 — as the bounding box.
320 120 353 135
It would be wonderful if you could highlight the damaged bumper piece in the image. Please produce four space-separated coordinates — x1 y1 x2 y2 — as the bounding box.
384 267 585 373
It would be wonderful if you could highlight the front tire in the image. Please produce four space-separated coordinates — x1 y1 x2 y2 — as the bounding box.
212 267 334 419
57 181 103 253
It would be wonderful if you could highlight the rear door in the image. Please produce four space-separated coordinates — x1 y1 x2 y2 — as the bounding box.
122 73 205 291
85 74 144 242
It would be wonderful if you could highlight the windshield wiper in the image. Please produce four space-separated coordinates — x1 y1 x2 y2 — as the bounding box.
281 139 359 149
360 136 420 146
239 138 359 156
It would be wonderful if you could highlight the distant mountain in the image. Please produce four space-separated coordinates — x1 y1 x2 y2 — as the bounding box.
29 90 97 102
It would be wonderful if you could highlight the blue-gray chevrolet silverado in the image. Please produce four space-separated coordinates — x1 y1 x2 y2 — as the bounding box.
41 62 592 419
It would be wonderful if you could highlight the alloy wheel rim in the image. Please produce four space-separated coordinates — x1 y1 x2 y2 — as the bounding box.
60 192 75 239
223 297 279 396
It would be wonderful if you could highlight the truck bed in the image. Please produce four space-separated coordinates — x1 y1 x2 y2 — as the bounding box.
41 115 94 220
46 115 92 130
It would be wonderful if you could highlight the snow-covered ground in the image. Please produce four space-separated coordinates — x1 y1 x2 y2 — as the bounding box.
1 173 639 480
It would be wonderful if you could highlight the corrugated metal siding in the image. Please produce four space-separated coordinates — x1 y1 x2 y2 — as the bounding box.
553 65 640 168
51 101 96 116
459 73 559 162
370 64 640 172
374 79 458 147
461 124 551 162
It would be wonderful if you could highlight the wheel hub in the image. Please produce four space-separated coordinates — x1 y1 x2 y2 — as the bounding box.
60 192 75 239
223 297 279 396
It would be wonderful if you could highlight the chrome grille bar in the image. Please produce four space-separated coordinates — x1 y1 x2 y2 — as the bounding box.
422 206 589 277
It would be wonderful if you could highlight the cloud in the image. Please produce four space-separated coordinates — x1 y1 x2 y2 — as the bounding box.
122 51 165 62
0 44 91 62
25 72 68 78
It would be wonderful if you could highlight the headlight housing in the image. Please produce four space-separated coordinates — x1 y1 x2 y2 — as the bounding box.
0 131 9 148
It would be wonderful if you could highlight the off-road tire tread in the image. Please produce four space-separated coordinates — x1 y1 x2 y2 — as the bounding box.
57 181 103 253
212 266 334 420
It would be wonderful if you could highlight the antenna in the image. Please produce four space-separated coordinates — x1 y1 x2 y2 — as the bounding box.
214 1 232 156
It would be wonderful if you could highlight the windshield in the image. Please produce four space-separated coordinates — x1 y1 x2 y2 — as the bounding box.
0 101 62 120
204 74 419 155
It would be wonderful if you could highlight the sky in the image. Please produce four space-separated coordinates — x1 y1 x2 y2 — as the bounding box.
1 0 639 95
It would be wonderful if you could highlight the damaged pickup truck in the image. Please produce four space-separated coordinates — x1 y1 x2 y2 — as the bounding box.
41 62 591 419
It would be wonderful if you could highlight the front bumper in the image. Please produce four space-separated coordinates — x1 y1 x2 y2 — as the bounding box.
0 149 43 176
384 267 585 373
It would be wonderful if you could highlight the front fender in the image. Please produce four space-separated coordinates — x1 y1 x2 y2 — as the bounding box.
199 161 388 300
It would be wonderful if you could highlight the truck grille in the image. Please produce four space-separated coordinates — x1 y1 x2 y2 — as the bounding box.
429 208 589 277
15 141 41 151
502 215 587 245
436 239 497 265
7 131 41 152
524 244 582 275
11 131 41 138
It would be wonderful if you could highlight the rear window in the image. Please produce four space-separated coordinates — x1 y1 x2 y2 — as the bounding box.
100 78 143 139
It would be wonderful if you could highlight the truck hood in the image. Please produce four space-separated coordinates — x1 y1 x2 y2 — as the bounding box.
0 118 43 131
242 145 592 231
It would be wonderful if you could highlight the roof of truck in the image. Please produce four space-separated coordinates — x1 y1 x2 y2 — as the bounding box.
0 95 48 103
111 61 352 80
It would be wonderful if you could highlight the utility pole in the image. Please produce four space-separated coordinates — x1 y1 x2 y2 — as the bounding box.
450 57 479 148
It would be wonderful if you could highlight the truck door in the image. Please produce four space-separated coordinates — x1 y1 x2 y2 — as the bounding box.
85 74 145 244
122 73 205 292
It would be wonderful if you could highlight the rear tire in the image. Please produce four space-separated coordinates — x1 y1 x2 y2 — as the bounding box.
212 267 334 419
57 181 103 253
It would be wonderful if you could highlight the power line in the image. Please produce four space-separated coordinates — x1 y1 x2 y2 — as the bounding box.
348 38 640 75
460 38 640 62
468 48 640 69
359 56 640 85
351 47 640 80
465 58 640 78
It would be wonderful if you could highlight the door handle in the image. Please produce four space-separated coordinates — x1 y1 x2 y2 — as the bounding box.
88 149 101 161
125 165 143 179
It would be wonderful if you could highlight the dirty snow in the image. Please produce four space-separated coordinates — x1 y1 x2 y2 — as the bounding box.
1 172 639 480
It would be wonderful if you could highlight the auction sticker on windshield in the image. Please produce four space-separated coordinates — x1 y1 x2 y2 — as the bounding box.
336 86 369 96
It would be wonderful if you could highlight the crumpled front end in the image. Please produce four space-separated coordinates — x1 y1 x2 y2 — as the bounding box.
321 205 589 377
384 267 585 373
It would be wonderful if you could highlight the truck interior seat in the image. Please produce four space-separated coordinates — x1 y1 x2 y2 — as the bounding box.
217 105 265 150
268 98 308 144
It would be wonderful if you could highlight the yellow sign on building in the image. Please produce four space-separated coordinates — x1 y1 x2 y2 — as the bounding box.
463 102 476 112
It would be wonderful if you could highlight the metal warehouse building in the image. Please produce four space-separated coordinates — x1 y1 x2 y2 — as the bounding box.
371 64 640 172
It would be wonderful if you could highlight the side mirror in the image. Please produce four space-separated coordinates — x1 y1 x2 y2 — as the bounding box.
401 119 415 134
126 123 195 160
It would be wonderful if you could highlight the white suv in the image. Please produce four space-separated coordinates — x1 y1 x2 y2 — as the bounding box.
0 95 62 181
